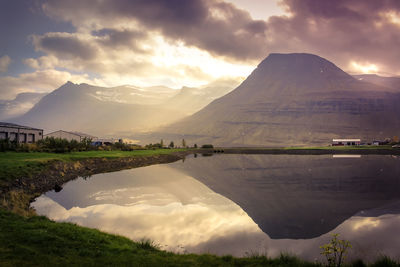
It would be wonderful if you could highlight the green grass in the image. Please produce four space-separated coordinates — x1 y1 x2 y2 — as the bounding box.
0 149 185 185
0 209 318 266
1 209 398 266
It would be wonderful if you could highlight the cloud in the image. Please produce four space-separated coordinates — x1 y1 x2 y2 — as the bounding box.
28 27 251 89
0 55 11 72
14 0 397 99
32 32 99 60
263 0 400 75
40 0 400 75
42 0 269 63
23 55 59 70
0 69 93 100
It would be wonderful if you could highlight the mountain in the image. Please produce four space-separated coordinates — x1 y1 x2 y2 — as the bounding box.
12 80 237 137
158 53 400 147
353 74 400 92
12 82 184 136
166 78 238 115
90 84 178 105
0 92 46 120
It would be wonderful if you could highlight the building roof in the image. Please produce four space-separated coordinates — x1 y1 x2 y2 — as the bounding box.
0 122 43 131
332 139 361 142
44 130 97 139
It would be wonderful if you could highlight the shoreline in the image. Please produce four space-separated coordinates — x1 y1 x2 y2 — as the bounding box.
216 147 400 155
0 150 194 215
1 146 398 214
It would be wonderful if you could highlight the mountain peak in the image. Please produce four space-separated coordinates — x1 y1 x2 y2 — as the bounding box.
264 52 324 61
259 53 342 71
243 53 354 91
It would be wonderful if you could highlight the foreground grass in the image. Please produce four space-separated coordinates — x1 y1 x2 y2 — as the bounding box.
1 209 399 266
0 149 185 184
0 209 318 266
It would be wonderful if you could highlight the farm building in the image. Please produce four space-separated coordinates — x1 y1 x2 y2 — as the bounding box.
332 139 361 146
44 130 97 142
0 122 43 143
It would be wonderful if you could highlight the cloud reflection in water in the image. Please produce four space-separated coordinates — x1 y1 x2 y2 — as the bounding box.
32 161 400 261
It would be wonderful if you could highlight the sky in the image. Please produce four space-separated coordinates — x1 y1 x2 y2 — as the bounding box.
1 0 400 100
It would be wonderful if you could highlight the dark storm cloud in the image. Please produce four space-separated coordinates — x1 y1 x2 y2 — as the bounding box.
32 33 98 60
285 0 400 18
41 0 400 73
42 0 269 62
93 28 149 52
267 0 400 73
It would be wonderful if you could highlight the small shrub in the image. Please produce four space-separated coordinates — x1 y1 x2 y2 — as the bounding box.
320 233 352 267
0 138 18 151
201 144 214 149
137 238 159 251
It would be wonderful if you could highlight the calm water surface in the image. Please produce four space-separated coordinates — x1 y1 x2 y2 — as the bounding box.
32 154 400 262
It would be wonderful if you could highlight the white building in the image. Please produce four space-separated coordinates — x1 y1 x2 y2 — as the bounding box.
0 122 43 143
44 130 97 142
332 139 361 146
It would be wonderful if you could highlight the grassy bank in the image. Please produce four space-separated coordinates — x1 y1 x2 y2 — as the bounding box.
0 209 317 266
1 209 399 266
0 149 185 185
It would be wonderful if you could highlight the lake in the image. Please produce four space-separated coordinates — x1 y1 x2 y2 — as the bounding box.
31 154 400 262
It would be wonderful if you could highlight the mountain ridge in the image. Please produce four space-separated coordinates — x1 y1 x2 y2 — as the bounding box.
11 79 237 136
155 53 400 146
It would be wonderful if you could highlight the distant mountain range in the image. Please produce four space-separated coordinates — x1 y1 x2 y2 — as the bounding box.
155 53 400 146
4 53 400 146
11 79 238 136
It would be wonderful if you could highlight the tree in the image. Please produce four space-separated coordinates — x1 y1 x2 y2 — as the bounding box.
169 141 174 148
182 139 186 148
194 144 198 148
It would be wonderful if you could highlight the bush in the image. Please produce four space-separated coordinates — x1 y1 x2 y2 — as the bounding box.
320 233 351 267
36 137 96 153
0 138 14 152
201 144 214 149
0 139 41 152
144 143 163 150
0 136 144 153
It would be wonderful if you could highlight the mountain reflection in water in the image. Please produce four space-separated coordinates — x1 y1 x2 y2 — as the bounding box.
32 154 400 261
